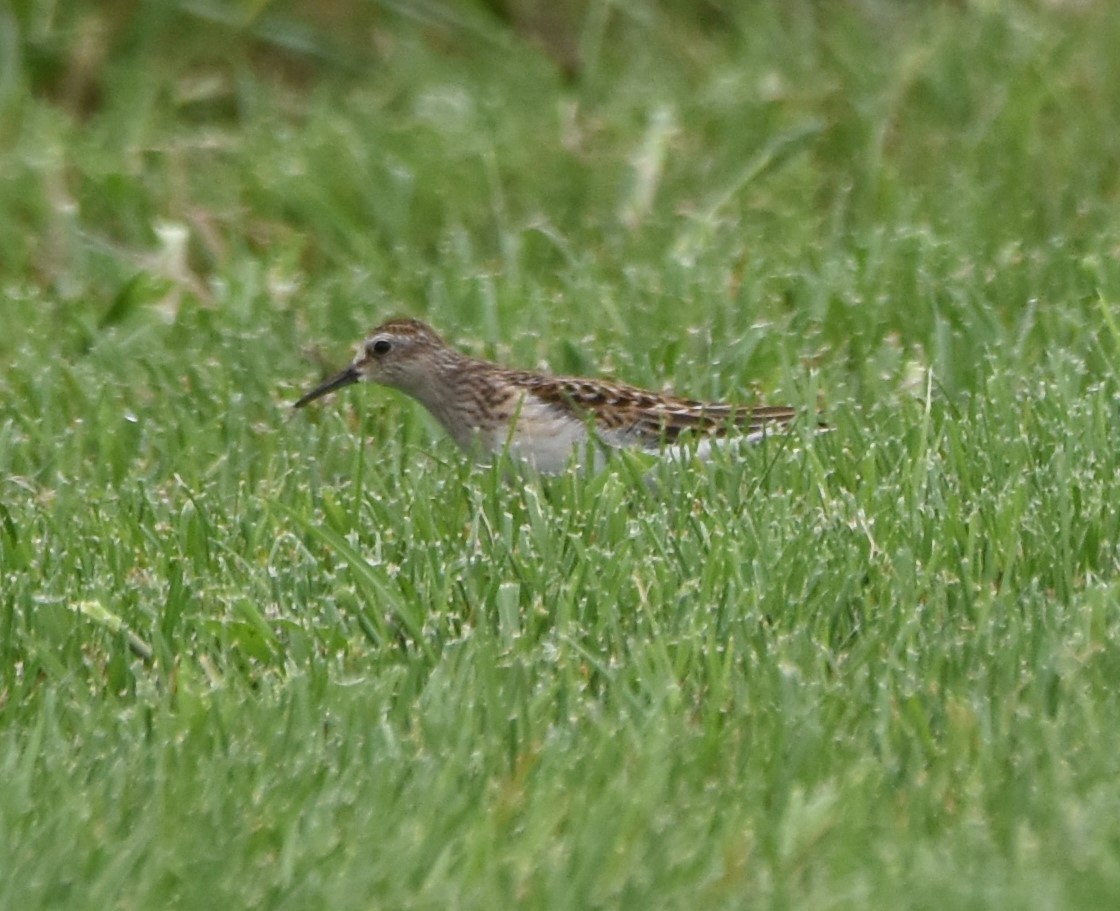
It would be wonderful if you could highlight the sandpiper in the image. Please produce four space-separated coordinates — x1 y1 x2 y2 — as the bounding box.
295 318 804 473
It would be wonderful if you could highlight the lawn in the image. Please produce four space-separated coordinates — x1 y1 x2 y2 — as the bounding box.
2 1 1120 907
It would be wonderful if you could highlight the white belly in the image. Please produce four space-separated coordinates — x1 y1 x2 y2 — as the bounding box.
483 397 598 473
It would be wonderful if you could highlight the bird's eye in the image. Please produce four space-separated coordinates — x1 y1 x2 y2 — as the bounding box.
369 339 392 356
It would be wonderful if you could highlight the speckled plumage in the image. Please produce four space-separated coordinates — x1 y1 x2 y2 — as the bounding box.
295 317 802 472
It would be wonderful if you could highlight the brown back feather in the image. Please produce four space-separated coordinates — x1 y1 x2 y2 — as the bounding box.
506 371 797 442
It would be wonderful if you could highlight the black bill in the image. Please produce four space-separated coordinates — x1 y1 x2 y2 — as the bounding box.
293 365 361 408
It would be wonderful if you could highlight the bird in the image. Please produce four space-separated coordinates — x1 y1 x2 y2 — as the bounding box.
294 317 804 473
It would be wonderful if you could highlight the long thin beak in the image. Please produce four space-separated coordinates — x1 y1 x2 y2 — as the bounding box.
293 365 361 408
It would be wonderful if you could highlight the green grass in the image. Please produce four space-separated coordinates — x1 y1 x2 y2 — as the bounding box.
3 0 1120 907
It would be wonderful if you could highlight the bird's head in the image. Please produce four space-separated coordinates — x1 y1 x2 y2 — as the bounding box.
294 317 448 407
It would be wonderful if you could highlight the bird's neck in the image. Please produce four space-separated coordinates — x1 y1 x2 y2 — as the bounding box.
398 350 490 448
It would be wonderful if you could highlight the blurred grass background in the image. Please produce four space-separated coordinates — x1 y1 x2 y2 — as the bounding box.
2 1 1120 908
